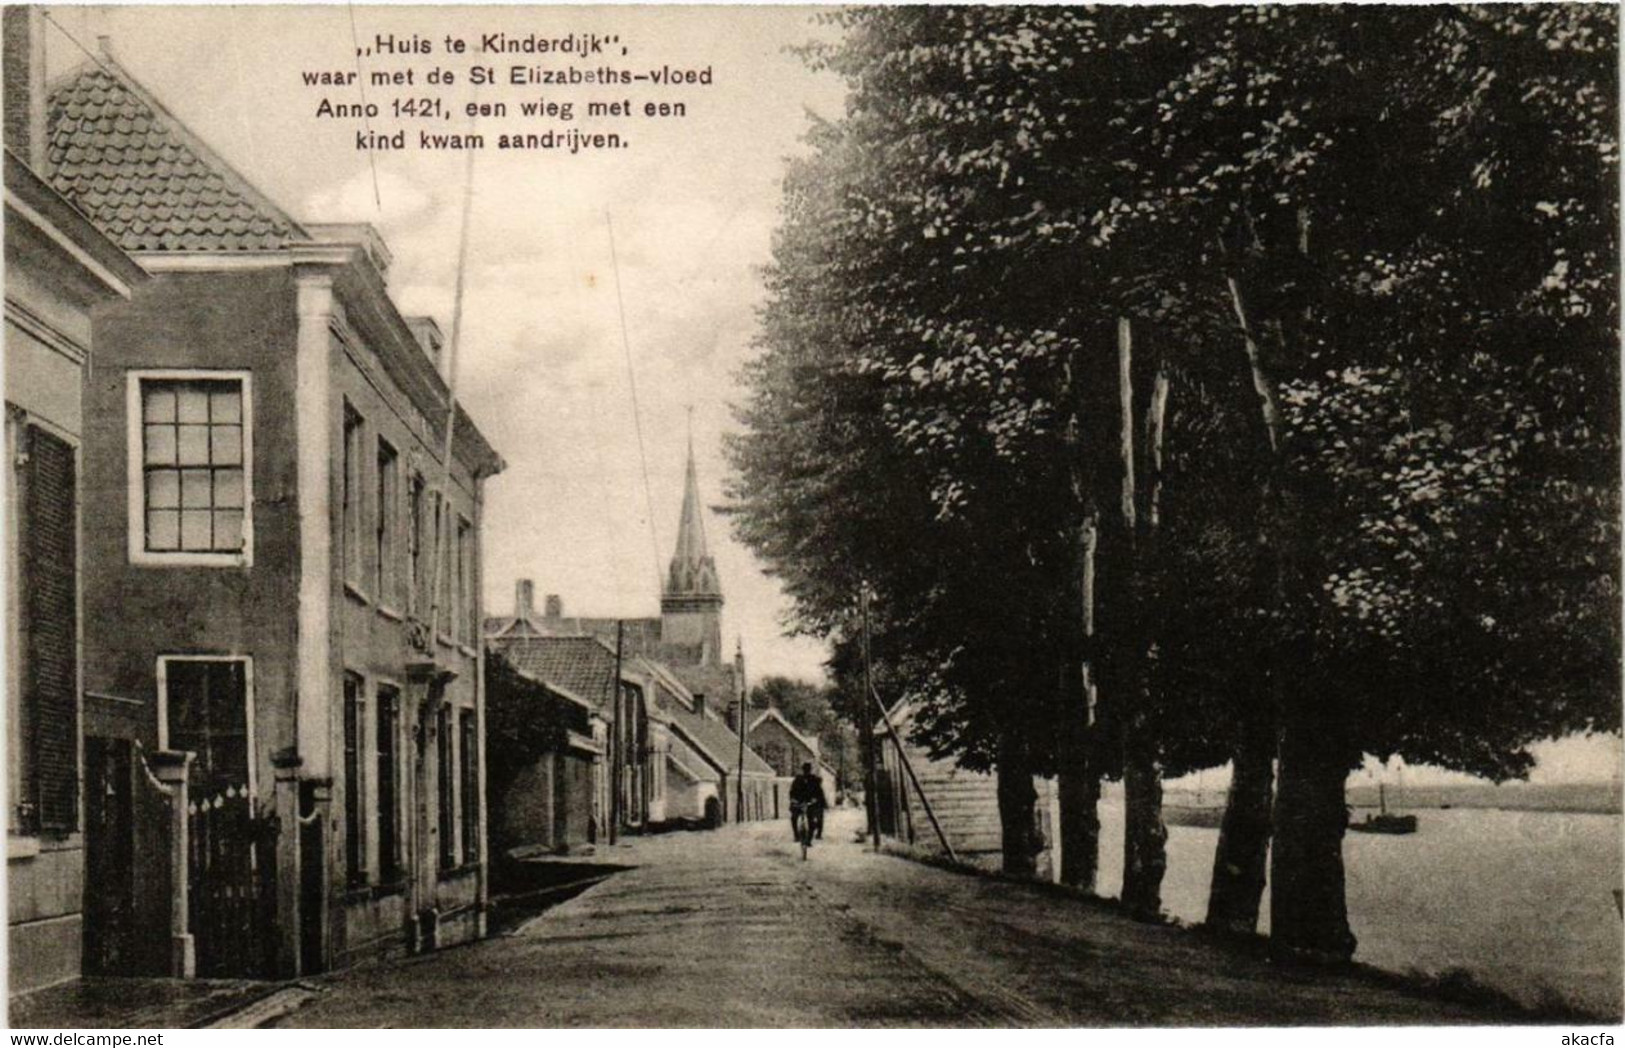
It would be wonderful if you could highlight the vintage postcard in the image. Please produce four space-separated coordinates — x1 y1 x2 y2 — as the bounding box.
2 1 1620 1032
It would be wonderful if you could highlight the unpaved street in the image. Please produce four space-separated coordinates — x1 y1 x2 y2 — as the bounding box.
277 810 1505 1027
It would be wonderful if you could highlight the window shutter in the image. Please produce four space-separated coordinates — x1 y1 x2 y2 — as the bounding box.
25 425 78 833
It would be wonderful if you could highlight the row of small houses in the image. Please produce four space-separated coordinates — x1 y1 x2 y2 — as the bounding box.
4 15 822 996
485 601 840 857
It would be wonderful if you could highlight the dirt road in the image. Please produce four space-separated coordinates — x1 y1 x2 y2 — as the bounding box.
276 809 1510 1027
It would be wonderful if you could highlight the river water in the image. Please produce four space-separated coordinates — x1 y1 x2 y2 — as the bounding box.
1093 802 1623 1017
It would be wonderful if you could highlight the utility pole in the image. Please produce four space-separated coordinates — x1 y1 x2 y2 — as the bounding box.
735 636 747 823
860 585 880 852
609 620 624 845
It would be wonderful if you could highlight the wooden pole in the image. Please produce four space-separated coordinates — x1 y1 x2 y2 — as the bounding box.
859 586 881 851
735 640 747 823
426 134 477 648
609 621 623 844
868 681 958 864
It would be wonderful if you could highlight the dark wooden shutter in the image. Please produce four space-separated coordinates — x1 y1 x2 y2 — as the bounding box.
24 425 78 832
343 676 363 885
437 705 454 869
460 711 478 864
376 689 399 882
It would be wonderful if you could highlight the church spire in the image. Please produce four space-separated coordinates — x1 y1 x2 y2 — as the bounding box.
665 433 721 600
662 430 724 665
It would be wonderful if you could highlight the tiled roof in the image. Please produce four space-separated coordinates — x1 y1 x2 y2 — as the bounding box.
669 707 775 778
666 736 717 784
636 657 774 778
668 663 739 709
491 635 620 710
485 615 546 639
749 706 821 758
46 62 305 252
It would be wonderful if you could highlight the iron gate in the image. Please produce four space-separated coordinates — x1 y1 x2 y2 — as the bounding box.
187 785 278 978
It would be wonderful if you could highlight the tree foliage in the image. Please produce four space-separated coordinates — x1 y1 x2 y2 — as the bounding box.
726 2 1618 942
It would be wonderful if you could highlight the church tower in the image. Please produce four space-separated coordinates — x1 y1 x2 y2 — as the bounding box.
661 437 724 666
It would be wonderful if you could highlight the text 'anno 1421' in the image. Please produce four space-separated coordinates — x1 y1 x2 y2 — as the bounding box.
297 29 717 155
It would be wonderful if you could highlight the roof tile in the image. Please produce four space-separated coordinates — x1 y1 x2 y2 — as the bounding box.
47 66 301 253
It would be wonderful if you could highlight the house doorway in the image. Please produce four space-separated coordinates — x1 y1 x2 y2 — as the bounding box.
163 657 276 978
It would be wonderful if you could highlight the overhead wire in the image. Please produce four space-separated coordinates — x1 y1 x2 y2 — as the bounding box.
605 211 668 596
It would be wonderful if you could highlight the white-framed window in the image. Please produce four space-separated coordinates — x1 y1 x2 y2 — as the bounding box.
156 654 255 800
375 438 399 609
343 671 367 887
457 515 473 644
407 474 424 617
342 401 365 592
375 680 403 883
127 370 252 567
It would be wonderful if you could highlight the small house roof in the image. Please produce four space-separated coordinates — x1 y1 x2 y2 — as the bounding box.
748 707 821 759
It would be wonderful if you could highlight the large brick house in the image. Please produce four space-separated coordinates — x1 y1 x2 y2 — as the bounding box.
4 10 147 994
49 44 503 978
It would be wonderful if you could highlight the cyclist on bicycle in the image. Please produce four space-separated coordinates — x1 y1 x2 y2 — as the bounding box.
789 761 828 842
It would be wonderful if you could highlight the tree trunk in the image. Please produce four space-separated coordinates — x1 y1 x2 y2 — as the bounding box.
1120 696 1167 921
1055 769 1100 891
1225 237 1356 964
1057 509 1101 892
996 732 1040 878
1205 700 1275 935
1269 694 1357 963
1116 320 1168 921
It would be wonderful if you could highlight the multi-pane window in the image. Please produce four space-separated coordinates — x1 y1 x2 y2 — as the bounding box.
138 377 247 555
460 710 478 865
407 476 424 617
376 440 398 607
434 498 449 635
342 403 364 589
343 673 366 887
376 685 401 883
456 517 473 643
437 704 455 870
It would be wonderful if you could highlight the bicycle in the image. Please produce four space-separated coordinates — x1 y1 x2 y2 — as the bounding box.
790 800 817 860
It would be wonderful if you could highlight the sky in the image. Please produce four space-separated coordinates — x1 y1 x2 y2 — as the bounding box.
39 4 1622 784
46 4 846 682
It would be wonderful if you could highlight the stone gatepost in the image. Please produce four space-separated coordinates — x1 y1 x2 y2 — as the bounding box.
147 749 194 978
301 776 333 973
272 749 303 977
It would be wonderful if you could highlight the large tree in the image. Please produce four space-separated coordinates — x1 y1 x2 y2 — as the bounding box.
729 4 1618 951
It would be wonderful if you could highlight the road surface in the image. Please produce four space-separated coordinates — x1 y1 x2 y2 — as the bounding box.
277 809 1508 1027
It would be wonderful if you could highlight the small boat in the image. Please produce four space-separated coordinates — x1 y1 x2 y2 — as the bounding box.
1349 783 1418 835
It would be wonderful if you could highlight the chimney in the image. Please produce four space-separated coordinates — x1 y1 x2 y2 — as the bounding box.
515 579 534 620
3 7 48 172
544 594 562 619
404 317 445 374
693 693 706 718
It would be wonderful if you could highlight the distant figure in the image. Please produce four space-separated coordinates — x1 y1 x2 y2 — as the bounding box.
789 761 829 840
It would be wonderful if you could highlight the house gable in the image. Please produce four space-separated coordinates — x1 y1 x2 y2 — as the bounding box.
47 57 307 252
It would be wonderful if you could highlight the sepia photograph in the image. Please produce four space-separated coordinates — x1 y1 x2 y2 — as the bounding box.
1 0 1620 1031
